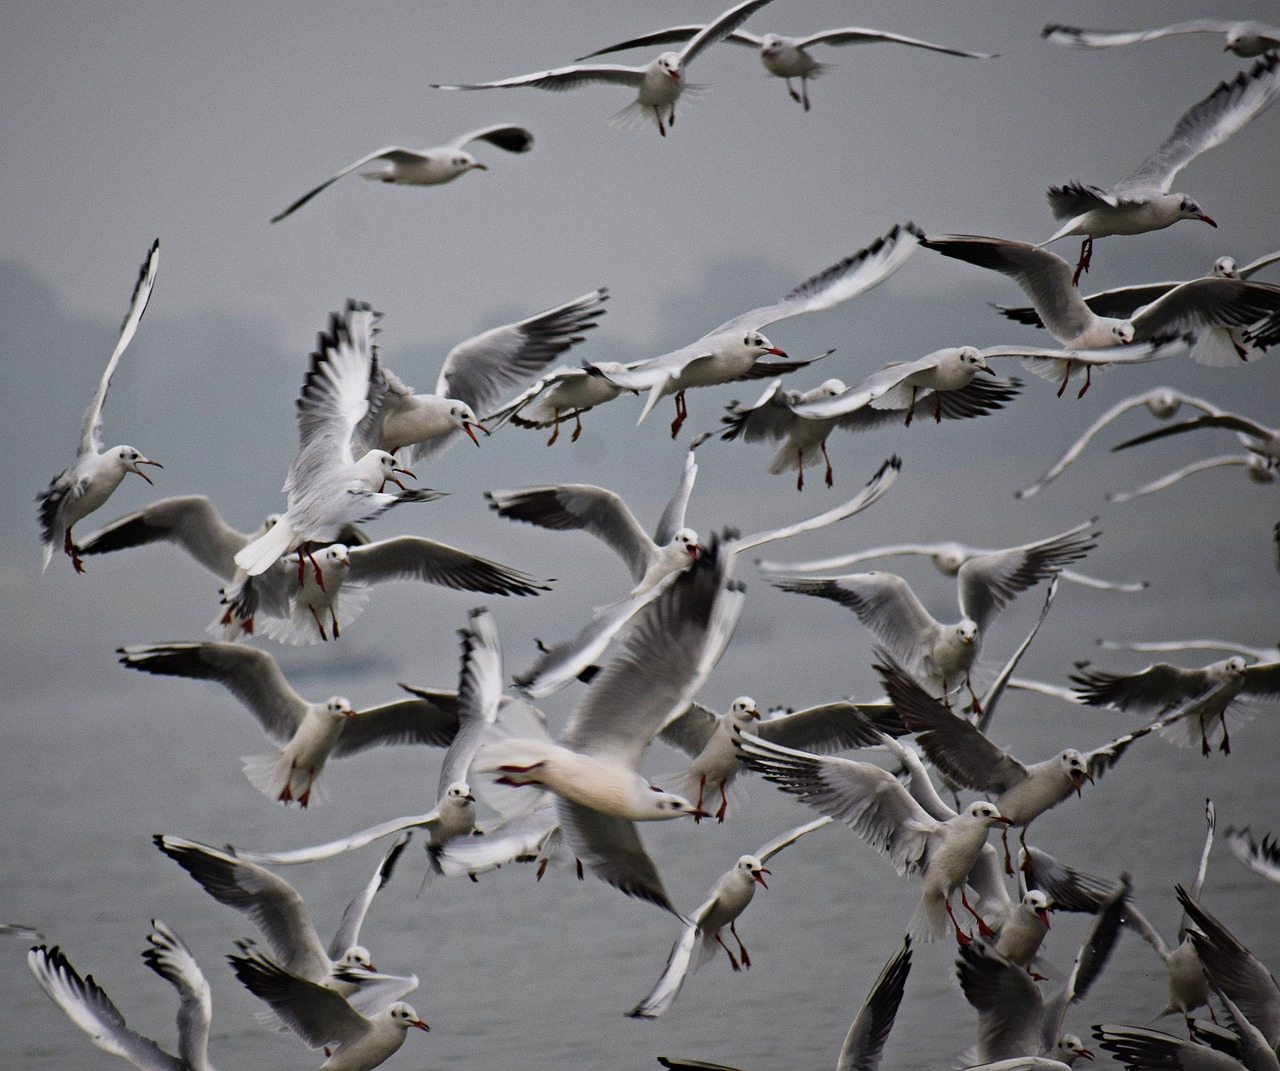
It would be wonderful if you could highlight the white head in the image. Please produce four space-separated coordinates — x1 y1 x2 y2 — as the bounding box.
1173 195 1216 227
1059 749 1093 795
735 854 770 888
442 781 476 809
728 696 760 724
931 543 969 576
646 783 703 819
357 449 414 491
955 346 992 374
325 696 356 720
386 1002 430 1032
1146 389 1183 419
318 543 351 572
964 800 1010 828
1213 256 1239 278
671 527 701 560
759 33 784 56
1022 889 1053 926
955 619 979 645
450 150 485 174
815 378 846 398
1246 457 1277 484
1053 1034 1094 1064
738 331 786 360
337 944 375 971
447 401 488 445
111 445 162 484
655 51 682 81
1108 319 1137 345
1222 656 1249 677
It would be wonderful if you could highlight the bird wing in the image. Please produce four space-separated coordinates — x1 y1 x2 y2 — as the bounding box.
432 63 649 91
653 448 699 546
227 950 370 1049
1023 846 1124 915
576 25 706 60
76 495 250 579
331 689 460 757
438 608 505 793
556 798 675 912
230 806 450 867
628 918 700 1018
731 455 901 553
269 147 424 223
346 535 550 595
1081 720 1165 780
919 234 1095 345
999 282 1184 326
1131 278 1280 339
431 287 607 426
717 379 799 443
153 835 331 979
118 642 309 741
1041 21 1239 49
1122 53 1280 192
835 936 914 1071
140 921 213 1071
678 0 778 67
756 701 885 754
803 27 995 58
79 239 160 458
1240 248 1280 279
657 702 720 757
1224 827 1280 885
793 361 928 420
485 482 655 583
957 520 1097 632
432 801 560 877
1070 661 1215 712
1112 412 1275 452
755 815 835 864
715 223 921 333
1242 660 1280 700
28 944 183 1071
447 123 535 153
327 834 411 961
1093 1024 1245 1071
956 940 1045 1062
874 653 1028 793
734 731 939 876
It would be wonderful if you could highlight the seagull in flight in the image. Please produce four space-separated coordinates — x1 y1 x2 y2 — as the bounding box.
270 124 534 222
39 239 162 574
1043 20 1280 58
431 0 779 136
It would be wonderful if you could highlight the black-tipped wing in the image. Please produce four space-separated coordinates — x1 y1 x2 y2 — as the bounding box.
346 536 551 596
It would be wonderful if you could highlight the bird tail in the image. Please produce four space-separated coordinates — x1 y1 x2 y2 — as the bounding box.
241 753 287 800
233 518 297 576
909 891 951 943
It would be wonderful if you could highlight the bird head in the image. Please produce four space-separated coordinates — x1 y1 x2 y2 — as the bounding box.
737 854 770 888
115 446 163 484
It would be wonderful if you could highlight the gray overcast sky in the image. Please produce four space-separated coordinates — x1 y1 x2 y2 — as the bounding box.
3 3 1280 1069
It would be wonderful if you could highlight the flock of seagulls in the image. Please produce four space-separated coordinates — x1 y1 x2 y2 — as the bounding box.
19 4 1280 1071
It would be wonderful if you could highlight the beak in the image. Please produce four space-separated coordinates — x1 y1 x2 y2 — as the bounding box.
463 421 489 446
766 347 787 357
688 543 701 559
410 1019 431 1032
994 816 1014 826
1198 213 1217 227
748 708 761 720
1078 1049 1094 1061
1036 907 1051 928
686 805 712 820
471 162 488 171
463 791 476 802
389 465 416 490
754 868 771 888
980 362 996 375
668 69 680 82
1070 769 1093 796
131 458 163 484
343 708 357 718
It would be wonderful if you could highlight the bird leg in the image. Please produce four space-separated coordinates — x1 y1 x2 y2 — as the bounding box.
714 932 742 971
961 889 996 938
494 760 547 787
1002 826 1014 876
1219 717 1231 755
715 780 730 824
64 529 87 573
571 409 584 442
308 604 330 642
670 390 689 438
935 391 944 423
278 760 297 804
1056 360 1073 398
801 78 811 112
693 774 708 825
904 387 918 427
330 606 340 640
296 768 316 809
796 447 805 491
1076 366 1093 398
655 108 667 137
945 898 973 944
730 920 751 968
965 672 983 715
1072 236 1093 286
786 78 802 105
821 441 834 487
546 409 561 446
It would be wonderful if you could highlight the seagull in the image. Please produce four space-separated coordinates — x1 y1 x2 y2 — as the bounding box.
483 362 640 445
508 455 900 697
226 948 428 1071
39 239 162 573
1092 1024 1252 1071
759 526 1146 593
371 287 608 462
656 935 913 1071
1224 827 1280 885
430 0 779 136
995 250 1280 366
1106 454 1277 504
1111 408 1280 470
1043 20 1280 58
269 124 534 222
575 23 994 111
590 222 921 435
658 695 884 822
1014 387 1222 499
718 371 1019 489
221 535 550 644
232 301 443 581
154 834 418 1013
228 609 511 869
736 727 1013 941
1070 655 1280 755
473 536 746 911
957 879 1130 1067
628 817 833 1018
118 641 463 806
920 235 1262 389
770 519 1098 709
875 651 1164 873
994 891 1055 971
1100 637 1280 663
28 920 216 1071
1040 53 1280 281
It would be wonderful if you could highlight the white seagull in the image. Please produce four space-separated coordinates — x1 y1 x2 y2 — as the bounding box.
473 537 746 911
118 641 463 806
39 239 162 574
1110 406 1280 469
718 371 1019 489
430 0 779 136
232 301 442 581
1040 53 1280 281
1043 20 1280 58
591 222 921 434
270 124 534 222
995 250 1280 366
227 948 429 1071
1224 827 1280 885
28 921 216 1071
370 287 607 462
770 519 1098 709
576 23 994 111
1071 655 1280 755
628 816 834 1018
735 728 1012 941
154 834 417 1013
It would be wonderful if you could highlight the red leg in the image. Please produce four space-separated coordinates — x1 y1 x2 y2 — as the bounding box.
714 932 741 971
966 672 983 715
670 391 688 438
730 920 750 968
1220 718 1231 755
1072 236 1092 286
65 530 86 573
715 780 729 824
801 78 810 112
296 549 307 586
304 544 325 590
1076 366 1093 398
571 410 583 442
656 109 666 137
820 441 834 487
904 387 917 427
961 889 996 938
934 392 944 423
308 604 329 642
546 409 561 446
330 607 340 640
279 760 297 804
945 898 972 944
693 774 707 825
1057 360 1073 398
1002 826 1013 876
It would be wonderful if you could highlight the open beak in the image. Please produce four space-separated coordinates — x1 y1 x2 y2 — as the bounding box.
687 543 701 559
754 868 771 888
1078 1049 1094 1061
1036 907 1051 928
389 465 416 490
668 69 680 82
748 708 761 720
131 458 163 484
1198 213 1217 227
463 421 489 446
410 1019 430 1032
1070 769 1093 796
343 707 357 718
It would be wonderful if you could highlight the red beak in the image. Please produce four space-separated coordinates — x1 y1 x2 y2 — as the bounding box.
1070 769 1093 796
471 162 488 171
766 347 787 357
464 421 489 446
133 459 163 484
1198 213 1217 227
410 1019 430 1032
687 543 701 559
754 868 771 888
1036 908 1051 928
